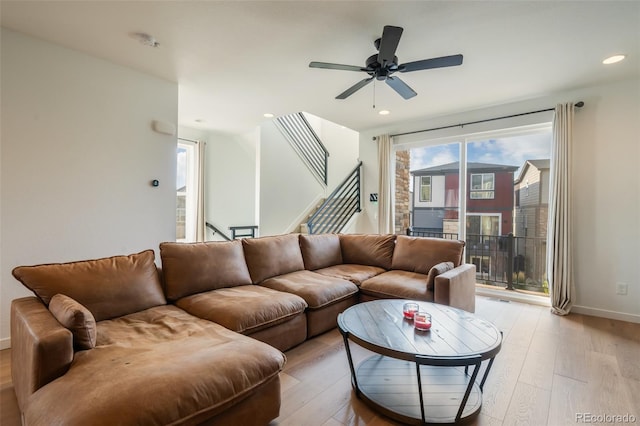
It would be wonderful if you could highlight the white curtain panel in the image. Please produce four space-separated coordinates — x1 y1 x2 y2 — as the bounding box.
195 141 206 243
547 103 575 315
377 134 394 234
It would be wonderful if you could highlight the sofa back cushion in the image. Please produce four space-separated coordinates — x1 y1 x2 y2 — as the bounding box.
299 234 343 270
12 250 165 321
339 234 396 270
243 234 305 283
160 241 253 300
391 235 465 274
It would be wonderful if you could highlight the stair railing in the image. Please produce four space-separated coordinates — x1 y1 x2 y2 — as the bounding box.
307 161 362 234
274 112 329 185
206 223 258 240
206 222 231 241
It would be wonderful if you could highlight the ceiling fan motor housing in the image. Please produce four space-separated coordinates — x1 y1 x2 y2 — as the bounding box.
366 54 398 80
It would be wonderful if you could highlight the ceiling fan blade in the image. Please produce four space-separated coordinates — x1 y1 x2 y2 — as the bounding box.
377 25 403 66
309 61 366 72
336 77 374 99
399 54 464 73
386 76 417 99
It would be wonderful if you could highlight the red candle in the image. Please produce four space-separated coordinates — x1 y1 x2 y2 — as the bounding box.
403 302 419 319
414 312 432 331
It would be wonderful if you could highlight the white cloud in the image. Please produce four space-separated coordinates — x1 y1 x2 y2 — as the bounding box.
409 132 551 177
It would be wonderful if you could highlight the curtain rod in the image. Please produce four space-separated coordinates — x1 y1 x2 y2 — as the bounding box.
372 101 584 140
178 137 199 143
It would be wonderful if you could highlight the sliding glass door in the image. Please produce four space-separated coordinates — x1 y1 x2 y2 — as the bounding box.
399 124 552 295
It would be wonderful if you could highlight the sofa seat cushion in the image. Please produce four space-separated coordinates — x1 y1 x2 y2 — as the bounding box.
12 250 165 321
260 270 358 310
314 264 386 285
175 285 307 334
359 270 434 301
25 305 285 426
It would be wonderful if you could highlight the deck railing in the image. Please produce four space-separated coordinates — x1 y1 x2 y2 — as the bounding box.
407 228 549 294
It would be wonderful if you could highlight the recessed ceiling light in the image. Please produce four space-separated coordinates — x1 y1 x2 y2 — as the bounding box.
263 113 274 118
194 119 205 123
378 110 390 115
602 54 626 65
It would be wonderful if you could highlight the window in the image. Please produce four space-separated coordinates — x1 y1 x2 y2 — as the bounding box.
419 176 432 202
466 214 500 236
470 173 494 199
177 142 196 242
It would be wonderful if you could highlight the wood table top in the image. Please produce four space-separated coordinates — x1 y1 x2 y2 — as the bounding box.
338 299 502 362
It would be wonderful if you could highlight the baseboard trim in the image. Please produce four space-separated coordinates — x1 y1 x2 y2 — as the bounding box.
0 337 11 350
572 305 640 324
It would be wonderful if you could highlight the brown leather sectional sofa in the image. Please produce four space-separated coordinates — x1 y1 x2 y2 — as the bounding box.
10 233 476 426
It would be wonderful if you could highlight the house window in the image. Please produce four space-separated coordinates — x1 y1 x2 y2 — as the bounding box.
466 214 500 236
470 173 495 199
419 176 432 202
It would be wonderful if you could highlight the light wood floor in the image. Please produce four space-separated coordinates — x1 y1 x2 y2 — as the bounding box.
2 296 638 426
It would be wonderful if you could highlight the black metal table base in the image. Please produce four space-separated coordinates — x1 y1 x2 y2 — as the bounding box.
341 330 498 425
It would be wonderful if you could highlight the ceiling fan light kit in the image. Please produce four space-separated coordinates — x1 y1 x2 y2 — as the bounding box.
310 25 463 101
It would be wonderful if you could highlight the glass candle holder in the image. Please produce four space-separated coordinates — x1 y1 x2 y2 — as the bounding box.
413 311 432 331
402 302 419 320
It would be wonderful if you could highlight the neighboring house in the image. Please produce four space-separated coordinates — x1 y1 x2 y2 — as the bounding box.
514 159 550 239
410 161 519 237
513 159 550 286
410 161 518 280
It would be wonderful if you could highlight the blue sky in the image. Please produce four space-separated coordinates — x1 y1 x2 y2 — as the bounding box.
410 132 552 175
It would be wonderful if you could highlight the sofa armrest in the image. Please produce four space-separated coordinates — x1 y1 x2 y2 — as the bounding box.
433 264 476 313
11 297 73 411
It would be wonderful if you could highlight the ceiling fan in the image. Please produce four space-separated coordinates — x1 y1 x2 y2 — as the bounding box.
309 25 463 100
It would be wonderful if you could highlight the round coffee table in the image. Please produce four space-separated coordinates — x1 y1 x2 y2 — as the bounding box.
337 299 502 425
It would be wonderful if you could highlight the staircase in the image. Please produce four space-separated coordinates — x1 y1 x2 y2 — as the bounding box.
300 162 362 234
273 113 362 235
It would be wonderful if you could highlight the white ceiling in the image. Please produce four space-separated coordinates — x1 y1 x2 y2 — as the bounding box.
1 1 638 134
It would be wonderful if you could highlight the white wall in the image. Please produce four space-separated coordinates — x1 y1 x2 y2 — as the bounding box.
205 130 258 239
178 126 258 241
259 114 359 236
356 77 640 322
0 29 179 348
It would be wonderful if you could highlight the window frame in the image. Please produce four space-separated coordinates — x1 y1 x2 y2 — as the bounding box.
177 141 197 242
470 173 495 199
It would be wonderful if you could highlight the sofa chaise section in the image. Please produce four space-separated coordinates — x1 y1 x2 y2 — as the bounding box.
12 249 285 426
23 305 285 426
